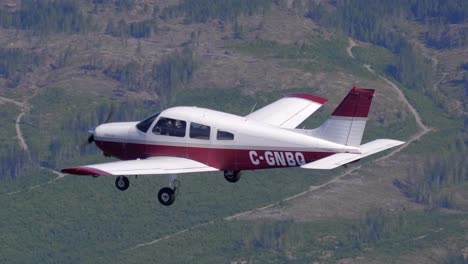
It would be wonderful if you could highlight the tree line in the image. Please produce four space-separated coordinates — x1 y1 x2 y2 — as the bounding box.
105 19 157 38
0 0 93 34
0 48 41 88
393 133 467 210
159 0 273 23
305 0 465 95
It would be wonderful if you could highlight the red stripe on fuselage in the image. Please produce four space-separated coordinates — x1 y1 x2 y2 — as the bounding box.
95 140 334 171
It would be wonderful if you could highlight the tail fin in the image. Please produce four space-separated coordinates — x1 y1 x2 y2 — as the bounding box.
311 85 375 147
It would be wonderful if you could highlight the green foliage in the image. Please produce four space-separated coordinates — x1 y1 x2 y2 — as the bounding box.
409 0 468 24
114 210 467 263
105 19 157 38
153 47 196 105
306 0 438 94
424 25 468 49
0 0 93 34
53 45 74 69
160 0 273 23
348 208 392 245
394 134 467 209
102 61 140 90
443 250 468 264
0 48 41 87
391 44 434 92
232 37 369 76
352 45 397 74
92 0 136 12
21 86 158 170
0 105 30 179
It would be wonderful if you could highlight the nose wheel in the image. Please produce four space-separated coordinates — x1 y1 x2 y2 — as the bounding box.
115 176 129 191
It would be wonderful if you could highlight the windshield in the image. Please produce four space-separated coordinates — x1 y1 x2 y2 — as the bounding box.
136 112 160 133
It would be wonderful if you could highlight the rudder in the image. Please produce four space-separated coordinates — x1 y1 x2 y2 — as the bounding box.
311 85 375 147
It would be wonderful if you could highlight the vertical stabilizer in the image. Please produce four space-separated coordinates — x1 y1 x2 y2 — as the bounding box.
311 85 375 147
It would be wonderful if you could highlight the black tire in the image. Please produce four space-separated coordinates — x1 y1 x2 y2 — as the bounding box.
158 187 175 206
224 171 241 183
115 176 129 191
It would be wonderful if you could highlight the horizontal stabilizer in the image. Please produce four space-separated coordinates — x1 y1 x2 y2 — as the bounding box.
301 139 404 170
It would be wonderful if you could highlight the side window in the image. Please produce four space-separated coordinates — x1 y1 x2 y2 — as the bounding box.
217 130 234 140
153 117 186 137
190 122 211 140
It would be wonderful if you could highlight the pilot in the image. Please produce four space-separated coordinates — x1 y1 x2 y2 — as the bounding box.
174 120 185 136
164 119 174 135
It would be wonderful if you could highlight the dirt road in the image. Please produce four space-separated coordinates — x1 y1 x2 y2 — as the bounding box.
0 95 31 154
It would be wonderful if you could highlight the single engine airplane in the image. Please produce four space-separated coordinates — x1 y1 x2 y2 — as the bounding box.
62 85 404 206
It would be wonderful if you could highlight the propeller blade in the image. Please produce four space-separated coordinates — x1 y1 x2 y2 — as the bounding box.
104 104 115 123
78 134 95 150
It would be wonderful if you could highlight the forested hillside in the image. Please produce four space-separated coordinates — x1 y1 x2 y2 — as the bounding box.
0 0 466 263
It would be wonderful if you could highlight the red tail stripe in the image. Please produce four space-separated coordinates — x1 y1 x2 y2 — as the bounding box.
331 88 375 118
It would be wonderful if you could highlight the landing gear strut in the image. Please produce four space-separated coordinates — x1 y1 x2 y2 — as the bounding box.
115 176 129 191
224 170 241 183
157 175 179 206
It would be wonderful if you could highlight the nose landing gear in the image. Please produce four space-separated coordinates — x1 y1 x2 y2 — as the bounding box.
224 170 241 183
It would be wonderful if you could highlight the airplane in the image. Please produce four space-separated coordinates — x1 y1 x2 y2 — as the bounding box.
62 85 404 206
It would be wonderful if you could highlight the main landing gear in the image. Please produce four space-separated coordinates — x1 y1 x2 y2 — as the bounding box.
224 170 241 183
158 174 179 206
114 174 180 206
114 171 242 206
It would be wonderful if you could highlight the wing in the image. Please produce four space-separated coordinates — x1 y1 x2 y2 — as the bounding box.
301 139 405 169
246 94 328 129
61 156 218 176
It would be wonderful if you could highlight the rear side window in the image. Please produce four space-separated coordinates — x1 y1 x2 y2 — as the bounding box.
153 117 186 137
217 130 234 140
190 122 210 140
136 112 160 133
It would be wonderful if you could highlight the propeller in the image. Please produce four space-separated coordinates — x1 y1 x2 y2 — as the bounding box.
79 104 115 149
102 104 115 124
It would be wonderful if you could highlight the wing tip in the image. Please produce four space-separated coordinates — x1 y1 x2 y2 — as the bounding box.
61 167 111 176
288 93 328 104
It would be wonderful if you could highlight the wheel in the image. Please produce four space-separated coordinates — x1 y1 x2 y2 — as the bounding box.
115 176 129 191
158 187 175 206
224 170 241 183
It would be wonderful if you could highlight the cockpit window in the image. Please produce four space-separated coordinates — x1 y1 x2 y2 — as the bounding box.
136 112 160 133
190 122 211 140
153 117 186 137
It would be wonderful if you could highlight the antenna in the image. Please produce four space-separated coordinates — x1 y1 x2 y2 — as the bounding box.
245 101 258 121
249 101 257 115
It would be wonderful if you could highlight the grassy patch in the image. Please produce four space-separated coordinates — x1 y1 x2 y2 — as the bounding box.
0 104 19 151
353 45 397 74
114 210 467 263
0 165 337 263
231 36 371 78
